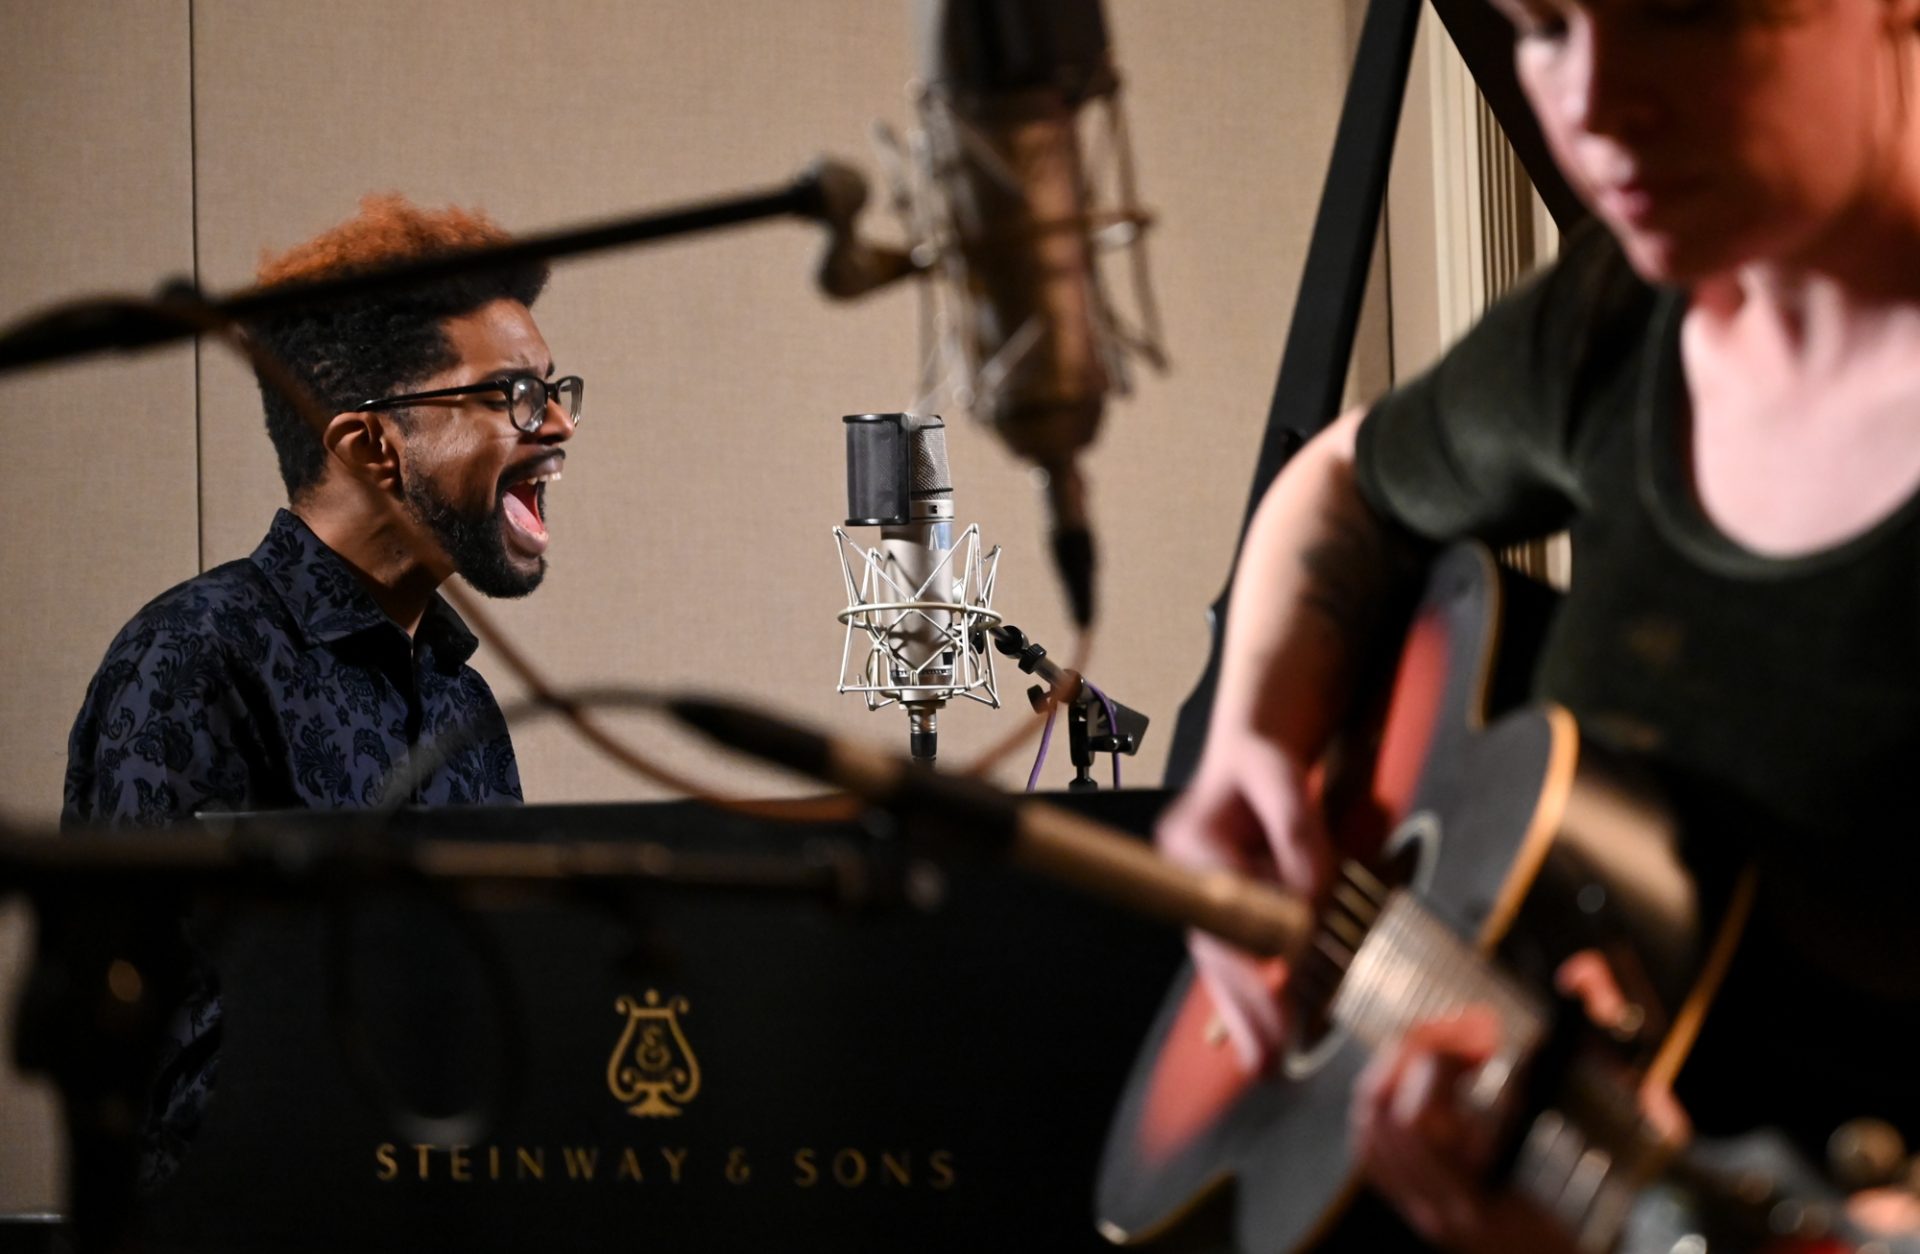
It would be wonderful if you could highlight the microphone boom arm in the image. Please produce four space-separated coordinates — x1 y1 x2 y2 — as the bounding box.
0 158 886 377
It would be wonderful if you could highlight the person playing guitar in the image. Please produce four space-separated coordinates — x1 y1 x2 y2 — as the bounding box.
1156 0 1920 1247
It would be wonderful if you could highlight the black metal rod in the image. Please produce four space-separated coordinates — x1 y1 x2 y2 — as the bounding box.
1426 0 1587 233
0 826 874 907
0 164 837 376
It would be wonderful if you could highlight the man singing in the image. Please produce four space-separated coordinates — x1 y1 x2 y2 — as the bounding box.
61 194 581 1178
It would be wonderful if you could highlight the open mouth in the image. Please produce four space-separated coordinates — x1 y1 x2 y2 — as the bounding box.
500 459 563 556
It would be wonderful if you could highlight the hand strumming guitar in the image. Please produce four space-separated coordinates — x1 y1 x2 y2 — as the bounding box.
1155 733 1330 1070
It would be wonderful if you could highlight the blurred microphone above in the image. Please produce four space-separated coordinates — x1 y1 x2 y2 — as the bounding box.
834 414 1003 764
816 0 1166 629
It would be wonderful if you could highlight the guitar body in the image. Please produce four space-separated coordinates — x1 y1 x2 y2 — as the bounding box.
1097 545 1719 1253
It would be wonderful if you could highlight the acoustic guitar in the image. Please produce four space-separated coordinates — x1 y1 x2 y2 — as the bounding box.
1093 544 1916 1254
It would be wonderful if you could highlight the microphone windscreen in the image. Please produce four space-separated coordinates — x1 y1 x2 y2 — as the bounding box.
902 414 953 504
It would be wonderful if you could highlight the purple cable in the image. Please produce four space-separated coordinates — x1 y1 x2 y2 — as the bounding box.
1086 680 1123 789
1026 702 1060 793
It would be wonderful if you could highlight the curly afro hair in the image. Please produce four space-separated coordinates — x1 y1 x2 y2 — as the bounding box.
245 194 549 500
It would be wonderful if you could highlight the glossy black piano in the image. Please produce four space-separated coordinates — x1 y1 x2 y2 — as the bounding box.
126 791 1184 1253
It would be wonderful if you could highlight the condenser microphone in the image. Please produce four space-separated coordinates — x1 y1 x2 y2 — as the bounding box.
836 413 1003 763
915 0 1123 628
813 1 1161 631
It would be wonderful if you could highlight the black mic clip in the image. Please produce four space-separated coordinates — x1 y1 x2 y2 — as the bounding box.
987 623 1147 791
804 157 919 300
982 623 1051 677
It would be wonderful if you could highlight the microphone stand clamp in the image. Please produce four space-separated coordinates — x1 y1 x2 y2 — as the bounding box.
985 624 1148 791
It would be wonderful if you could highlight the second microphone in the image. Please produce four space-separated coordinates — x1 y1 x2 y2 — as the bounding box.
835 413 1004 763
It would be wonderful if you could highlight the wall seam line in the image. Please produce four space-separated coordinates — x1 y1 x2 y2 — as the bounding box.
1382 199 1397 389
189 0 205 573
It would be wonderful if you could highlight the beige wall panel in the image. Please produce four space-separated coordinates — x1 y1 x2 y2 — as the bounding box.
0 3 199 814
190 0 1361 803
0 0 196 1212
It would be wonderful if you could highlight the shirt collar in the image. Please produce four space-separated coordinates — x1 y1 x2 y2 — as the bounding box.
419 591 481 669
251 509 480 667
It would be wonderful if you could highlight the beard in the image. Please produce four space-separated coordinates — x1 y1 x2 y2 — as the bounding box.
402 467 546 599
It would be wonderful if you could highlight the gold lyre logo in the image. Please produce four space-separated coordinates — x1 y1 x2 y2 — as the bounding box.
607 990 701 1118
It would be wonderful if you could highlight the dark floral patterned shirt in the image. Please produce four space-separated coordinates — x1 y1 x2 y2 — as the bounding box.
62 507 523 1182
65 508 521 820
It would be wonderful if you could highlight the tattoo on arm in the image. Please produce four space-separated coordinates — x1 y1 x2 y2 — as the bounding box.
1299 508 1426 663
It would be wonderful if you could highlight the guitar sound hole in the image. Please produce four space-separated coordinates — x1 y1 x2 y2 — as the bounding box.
1282 818 1435 1078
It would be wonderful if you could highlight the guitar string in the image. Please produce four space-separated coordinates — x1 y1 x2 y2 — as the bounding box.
1308 862 1388 1037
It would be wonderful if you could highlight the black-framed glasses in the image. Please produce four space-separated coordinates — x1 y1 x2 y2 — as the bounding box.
353 374 584 434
